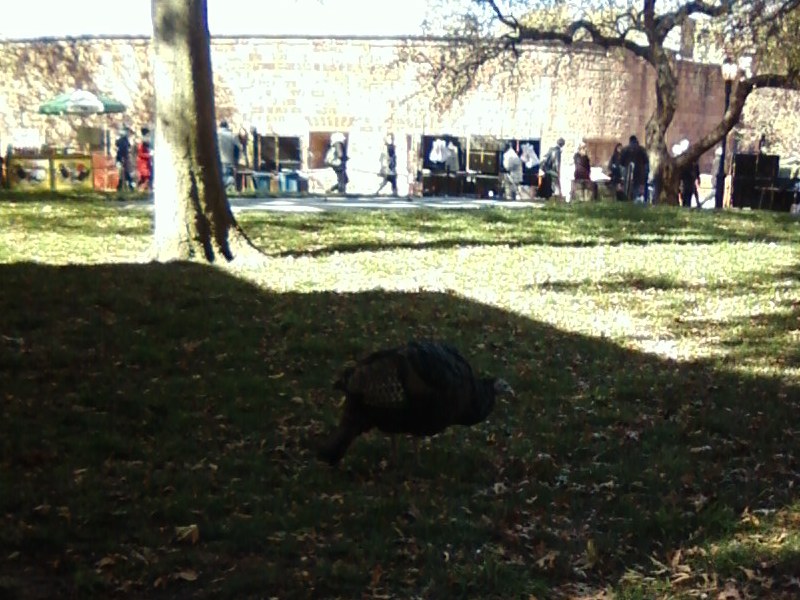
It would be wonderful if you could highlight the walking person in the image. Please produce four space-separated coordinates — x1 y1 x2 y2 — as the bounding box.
705 146 723 206
115 127 134 192
136 127 153 191
672 139 700 207
326 132 348 194
376 134 398 196
539 137 565 198
135 138 152 191
677 139 700 206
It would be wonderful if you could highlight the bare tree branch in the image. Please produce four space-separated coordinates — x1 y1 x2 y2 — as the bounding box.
656 0 735 40
412 0 800 204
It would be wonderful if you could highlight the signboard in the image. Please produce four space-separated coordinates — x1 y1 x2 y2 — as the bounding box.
7 158 50 191
9 127 42 149
53 156 93 191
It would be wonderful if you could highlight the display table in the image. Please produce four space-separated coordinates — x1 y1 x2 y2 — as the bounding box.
6 149 100 192
236 168 254 191
422 170 501 198
422 171 463 196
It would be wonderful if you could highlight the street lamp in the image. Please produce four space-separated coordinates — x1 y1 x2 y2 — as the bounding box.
715 58 739 209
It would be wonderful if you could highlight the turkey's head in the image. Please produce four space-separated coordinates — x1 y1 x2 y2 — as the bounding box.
333 360 358 392
493 378 516 399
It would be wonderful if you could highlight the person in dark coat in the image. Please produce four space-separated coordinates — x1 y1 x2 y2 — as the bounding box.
572 142 597 201
573 142 591 181
539 137 565 198
607 142 625 200
115 127 134 192
376 134 398 196
679 158 701 208
619 135 649 201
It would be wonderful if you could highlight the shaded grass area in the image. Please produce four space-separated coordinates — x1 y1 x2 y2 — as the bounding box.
1 196 800 598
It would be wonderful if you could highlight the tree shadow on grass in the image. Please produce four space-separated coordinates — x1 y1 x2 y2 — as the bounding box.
0 261 798 599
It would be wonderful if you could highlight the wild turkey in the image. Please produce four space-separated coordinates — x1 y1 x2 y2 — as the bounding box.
317 340 515 465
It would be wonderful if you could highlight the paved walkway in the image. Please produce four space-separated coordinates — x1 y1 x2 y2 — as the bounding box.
228 195 543 213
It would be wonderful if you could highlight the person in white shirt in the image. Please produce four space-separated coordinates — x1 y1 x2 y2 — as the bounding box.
502 143 523 200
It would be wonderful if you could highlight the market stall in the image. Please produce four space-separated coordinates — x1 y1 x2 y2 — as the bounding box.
5 148 96 192
419 134 540 198
4 89 127 192
420 134 467 196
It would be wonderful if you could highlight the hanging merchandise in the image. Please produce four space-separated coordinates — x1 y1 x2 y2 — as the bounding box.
520 143 540 169
445 141 460 172
428 138 446 163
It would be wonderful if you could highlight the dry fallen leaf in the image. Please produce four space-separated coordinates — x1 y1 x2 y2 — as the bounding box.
670 549 683 568
96 556 116 569
690 445 713 454
585 539 599 568
370 564 382 587
717 581 742 600
57 506 71 523
740 567 757 581
671 572 693 584
536 550 559 570
175 524 200 544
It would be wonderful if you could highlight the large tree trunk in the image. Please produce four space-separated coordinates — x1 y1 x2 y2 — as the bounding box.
646 46 681 206
150 0 247 262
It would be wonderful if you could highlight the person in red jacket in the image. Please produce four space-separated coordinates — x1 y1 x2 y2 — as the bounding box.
136 127 153 191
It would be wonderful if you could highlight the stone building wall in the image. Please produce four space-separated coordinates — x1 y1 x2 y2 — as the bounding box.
1 35 794 193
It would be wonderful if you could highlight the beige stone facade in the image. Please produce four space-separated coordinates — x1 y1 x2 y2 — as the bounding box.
1 35 795 194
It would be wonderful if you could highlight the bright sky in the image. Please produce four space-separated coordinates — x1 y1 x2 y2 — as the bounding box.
0 0 429 39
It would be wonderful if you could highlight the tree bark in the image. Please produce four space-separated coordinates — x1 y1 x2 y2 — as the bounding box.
150 0 247 262
647 46 681 206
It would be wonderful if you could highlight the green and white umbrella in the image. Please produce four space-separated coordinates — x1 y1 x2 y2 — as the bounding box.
39 89 126 115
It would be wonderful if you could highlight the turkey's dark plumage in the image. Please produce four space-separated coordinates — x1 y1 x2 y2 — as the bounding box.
318 340 515 465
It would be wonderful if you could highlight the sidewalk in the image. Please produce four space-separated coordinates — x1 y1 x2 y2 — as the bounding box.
228 194 543 213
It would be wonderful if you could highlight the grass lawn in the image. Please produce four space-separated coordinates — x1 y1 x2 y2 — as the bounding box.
1 192 799 599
